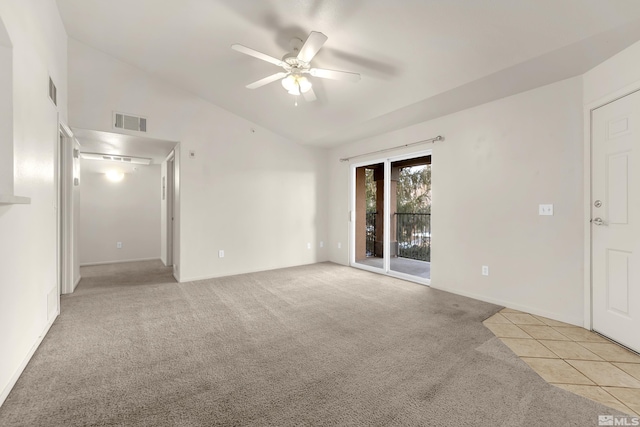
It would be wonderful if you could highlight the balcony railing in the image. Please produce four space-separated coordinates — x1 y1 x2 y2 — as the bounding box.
395 212 430 262
366 211 377 257
365 212 431 262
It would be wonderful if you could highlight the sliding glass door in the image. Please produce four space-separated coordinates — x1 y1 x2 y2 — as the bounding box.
351 151 431 283
389 156 431 280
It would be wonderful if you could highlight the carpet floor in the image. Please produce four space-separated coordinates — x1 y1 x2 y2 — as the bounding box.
0 261 622 426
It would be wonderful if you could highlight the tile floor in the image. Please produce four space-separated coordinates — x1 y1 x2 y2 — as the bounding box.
484 308 640 416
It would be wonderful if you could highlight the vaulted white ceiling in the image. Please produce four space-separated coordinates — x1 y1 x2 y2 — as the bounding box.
56 0 640 147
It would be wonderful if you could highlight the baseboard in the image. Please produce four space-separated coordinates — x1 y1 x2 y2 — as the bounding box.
427 283 584 327
178 261 322 283
0 313 57 408
73 275 81 292
80 257 160 267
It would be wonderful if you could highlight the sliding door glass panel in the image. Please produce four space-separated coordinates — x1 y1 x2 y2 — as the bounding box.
389 156 431 280
354 163 385 271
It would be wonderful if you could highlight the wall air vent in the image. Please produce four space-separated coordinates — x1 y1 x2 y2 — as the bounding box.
49 77 57 106
81 152 152 165
114 112 147 132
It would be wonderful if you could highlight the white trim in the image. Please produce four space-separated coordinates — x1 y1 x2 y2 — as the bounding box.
0 314 57 407
59 122 73 139
383 160 391 272
73 275 82 291
177 261 324 283
80 257 160 267
349 164 357 267
58 123 75 295
582 79 640 330
387 269 431 287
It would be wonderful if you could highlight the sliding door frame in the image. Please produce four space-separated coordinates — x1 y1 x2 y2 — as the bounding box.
349 149 432 286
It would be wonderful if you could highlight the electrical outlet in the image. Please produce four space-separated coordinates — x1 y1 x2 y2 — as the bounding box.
116 242 122 249
338 242 342 249
539 204 554 216
319 241 324 248
482 266 489 276
307 243 311 249
218 250 224 258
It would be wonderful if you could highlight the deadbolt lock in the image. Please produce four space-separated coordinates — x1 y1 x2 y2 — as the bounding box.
594 200 602 208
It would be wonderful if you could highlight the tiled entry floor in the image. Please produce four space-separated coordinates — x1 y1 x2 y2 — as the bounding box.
484 308 640 416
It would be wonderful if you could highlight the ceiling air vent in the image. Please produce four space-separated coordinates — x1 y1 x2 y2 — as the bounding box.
81 152 152 165
114 112 147 132
49 77 57 106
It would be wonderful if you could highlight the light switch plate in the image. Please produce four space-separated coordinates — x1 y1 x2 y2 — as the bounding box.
218 250 224 258
539 204 554 216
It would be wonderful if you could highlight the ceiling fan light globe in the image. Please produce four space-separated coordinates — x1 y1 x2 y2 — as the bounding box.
298 77 312 93
281 75 296 91
287 87 301 96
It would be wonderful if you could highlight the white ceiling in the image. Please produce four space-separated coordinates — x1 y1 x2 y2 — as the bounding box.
57 0 640 147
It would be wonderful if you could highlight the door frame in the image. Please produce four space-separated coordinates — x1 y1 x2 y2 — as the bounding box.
57 122 75 296
165 151 175 267
583 81 640 330
349 149 432 286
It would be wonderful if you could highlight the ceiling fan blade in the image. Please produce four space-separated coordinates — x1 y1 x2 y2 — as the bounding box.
297 31 328 63
246 72 289 89
232 44 283 67
309 68 361 82
302 87 317 102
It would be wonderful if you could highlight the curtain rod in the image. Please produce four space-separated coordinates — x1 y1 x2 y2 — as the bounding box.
339 135 443 162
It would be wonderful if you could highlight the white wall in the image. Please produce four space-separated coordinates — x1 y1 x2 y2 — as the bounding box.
68 39 328 281
329 77 585 325
0 0 67 406
0 25 12 195
584 39 640 105
79 161 161 265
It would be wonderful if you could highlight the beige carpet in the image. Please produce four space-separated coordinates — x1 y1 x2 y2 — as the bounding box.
0 261 623 426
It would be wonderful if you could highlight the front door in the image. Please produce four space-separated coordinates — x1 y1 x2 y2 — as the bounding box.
592 89 640 352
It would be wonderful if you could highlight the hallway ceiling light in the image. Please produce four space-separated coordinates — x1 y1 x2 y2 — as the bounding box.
105 170 125 182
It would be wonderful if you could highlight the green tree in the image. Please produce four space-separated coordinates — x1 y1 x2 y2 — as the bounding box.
397 165 431 213
365 168 377 212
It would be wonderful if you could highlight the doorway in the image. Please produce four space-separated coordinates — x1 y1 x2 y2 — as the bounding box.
351 151 432 283
165 152 176 268
591 89 639 353
57 124 76 297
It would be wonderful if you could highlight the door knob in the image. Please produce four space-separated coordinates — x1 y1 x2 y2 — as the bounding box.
591 217 605 226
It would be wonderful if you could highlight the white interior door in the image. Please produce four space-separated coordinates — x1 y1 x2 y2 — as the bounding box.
592 89 640 352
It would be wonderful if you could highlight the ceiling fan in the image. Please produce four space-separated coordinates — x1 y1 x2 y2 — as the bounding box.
232 31 361 103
